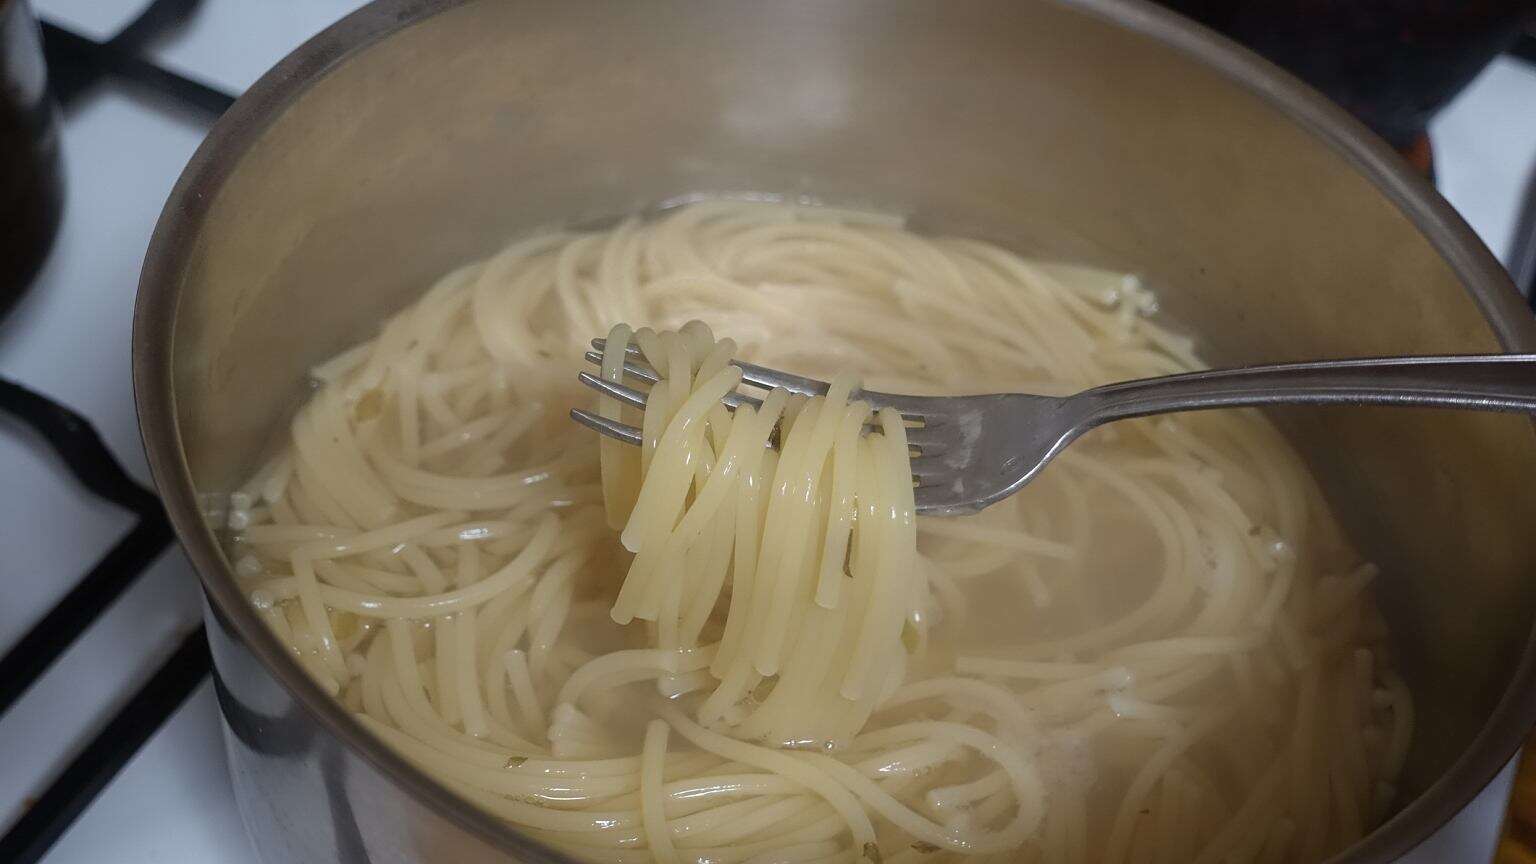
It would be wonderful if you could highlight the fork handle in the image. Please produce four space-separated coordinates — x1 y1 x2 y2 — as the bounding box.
1075 354 1536 425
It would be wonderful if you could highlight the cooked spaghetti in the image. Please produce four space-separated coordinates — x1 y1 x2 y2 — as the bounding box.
598 321 934 750
226 200 1411 863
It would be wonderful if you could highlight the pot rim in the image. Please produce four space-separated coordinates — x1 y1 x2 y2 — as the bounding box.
132 1 1536 862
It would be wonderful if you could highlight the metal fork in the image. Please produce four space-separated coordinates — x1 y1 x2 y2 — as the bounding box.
572 342 1536 515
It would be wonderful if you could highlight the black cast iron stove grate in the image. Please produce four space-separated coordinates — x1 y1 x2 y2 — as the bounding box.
0 2 234 861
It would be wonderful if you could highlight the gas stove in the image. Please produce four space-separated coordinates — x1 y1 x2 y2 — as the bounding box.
0 3 1532 862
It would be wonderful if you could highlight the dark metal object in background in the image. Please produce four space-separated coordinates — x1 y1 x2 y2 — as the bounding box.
1513 167 1536 305
0 0 234 324
1157 0 1536 170
1154 0 1536 298
1515 32 1536 65
0 0 64 321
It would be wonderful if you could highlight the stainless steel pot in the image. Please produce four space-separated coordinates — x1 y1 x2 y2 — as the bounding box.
132 1 1536 861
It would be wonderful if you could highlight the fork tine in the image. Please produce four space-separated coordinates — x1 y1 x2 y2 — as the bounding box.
570 408 643 446
903 438 941 456
908 454 948 484
728 359 830 397
903 419 949 446
584 350 660 385
590 337 642 357
593 337 832 399
721 390 764 410
572 405 905 463
581 357 919 442
577 371 649 409
577 350 764 405
576 373 940 483
856 391 933 417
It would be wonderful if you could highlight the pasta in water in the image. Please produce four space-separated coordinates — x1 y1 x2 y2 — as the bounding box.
226 201 1411 863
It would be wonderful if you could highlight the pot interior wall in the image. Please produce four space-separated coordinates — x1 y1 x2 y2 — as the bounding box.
163 0 1536 846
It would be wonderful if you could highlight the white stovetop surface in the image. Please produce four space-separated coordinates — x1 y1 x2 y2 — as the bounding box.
1 2 1532 861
